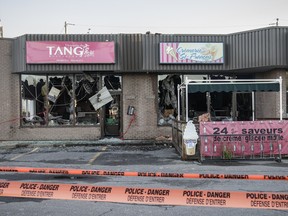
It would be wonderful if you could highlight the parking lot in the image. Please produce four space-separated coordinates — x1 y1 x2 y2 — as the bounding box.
0 143 287 216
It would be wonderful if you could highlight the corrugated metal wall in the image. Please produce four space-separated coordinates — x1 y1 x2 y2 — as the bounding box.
143 27 288 73
12 36 26 73
224 27 288 70
119 34 143 71
12 27 288 74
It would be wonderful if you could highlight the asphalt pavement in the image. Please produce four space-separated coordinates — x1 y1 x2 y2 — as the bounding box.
0 140 287 216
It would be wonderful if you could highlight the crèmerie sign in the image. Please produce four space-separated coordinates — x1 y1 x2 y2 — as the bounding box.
160 42 224 64
26 41 115 64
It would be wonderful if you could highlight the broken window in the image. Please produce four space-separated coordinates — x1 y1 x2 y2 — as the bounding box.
21 75 47 125
102 75 122 91
21 73 102 127
75 74 100 125
158 75 181 125
46 75 73 126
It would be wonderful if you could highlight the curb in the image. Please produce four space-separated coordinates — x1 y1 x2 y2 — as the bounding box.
0 139 173 148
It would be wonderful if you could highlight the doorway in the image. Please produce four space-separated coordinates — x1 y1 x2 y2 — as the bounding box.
103 94 121 137
101 74 122 138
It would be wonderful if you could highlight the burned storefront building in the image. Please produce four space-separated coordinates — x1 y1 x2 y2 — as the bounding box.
0 26 288 141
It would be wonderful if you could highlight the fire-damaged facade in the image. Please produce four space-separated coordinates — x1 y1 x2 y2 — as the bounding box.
0 26 288 141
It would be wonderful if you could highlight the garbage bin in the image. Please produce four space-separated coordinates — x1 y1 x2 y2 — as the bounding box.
183 121 199 156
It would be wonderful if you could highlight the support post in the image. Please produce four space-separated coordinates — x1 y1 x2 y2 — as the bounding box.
185 78 189 122
252 92 255 121
177 84 180 121
279 76 283 120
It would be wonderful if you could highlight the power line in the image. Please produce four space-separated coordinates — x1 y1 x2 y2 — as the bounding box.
70 22 275 30
62 19 288 34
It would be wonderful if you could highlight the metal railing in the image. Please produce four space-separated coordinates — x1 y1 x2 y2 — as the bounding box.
171 119 186 159
172 119 282 162
199 134 282 161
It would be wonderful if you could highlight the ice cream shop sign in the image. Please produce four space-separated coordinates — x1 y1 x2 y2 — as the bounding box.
160 42 224 64
26 41 115 64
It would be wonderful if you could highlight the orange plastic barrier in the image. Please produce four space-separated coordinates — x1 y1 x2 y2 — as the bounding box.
0 166 287 181
0 180 287 209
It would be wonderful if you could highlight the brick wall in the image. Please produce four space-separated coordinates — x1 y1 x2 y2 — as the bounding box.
255 70 286 119
11 127 101 141
122 74 171 139
0 39 19 140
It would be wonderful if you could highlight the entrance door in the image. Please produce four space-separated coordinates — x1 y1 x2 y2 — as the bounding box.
103 94 121 137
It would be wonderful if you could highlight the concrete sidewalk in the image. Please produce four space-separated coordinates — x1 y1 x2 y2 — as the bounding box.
0 138 173 148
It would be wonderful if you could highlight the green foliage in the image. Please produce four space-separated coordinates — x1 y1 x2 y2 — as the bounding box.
222 148 233 160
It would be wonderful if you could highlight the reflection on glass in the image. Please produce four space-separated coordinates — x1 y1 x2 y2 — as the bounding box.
21 75 46 126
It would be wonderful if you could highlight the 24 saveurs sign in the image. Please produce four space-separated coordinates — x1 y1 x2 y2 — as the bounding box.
199 120 288 157
26 41 115 64
160 42 224 64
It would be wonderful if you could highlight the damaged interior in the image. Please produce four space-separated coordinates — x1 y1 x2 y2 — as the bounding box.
158 74 254 124
21 73 122 129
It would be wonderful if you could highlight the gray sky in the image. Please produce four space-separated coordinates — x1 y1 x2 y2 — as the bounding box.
1 0 288 38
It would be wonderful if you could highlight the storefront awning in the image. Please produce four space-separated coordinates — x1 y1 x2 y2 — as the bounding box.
188 82 280 93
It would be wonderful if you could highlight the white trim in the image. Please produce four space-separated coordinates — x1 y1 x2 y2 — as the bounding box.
179 78 283 122
252 92 255 121
279 76 283 120
177 84 180 121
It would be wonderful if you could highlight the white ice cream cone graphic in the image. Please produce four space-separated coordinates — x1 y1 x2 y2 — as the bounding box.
166 46 178 61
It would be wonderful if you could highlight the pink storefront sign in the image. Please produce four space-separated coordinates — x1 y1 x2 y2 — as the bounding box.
26 41 115 64
199 120 288 157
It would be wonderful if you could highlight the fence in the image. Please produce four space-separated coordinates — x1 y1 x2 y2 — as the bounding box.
199 134 282 161
171 119 185 159
172 119 282 162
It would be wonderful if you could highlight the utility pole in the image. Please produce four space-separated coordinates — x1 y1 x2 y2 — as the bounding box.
0 19 3 38
64 21 75 34
269 18 280 27
0 26 3 38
